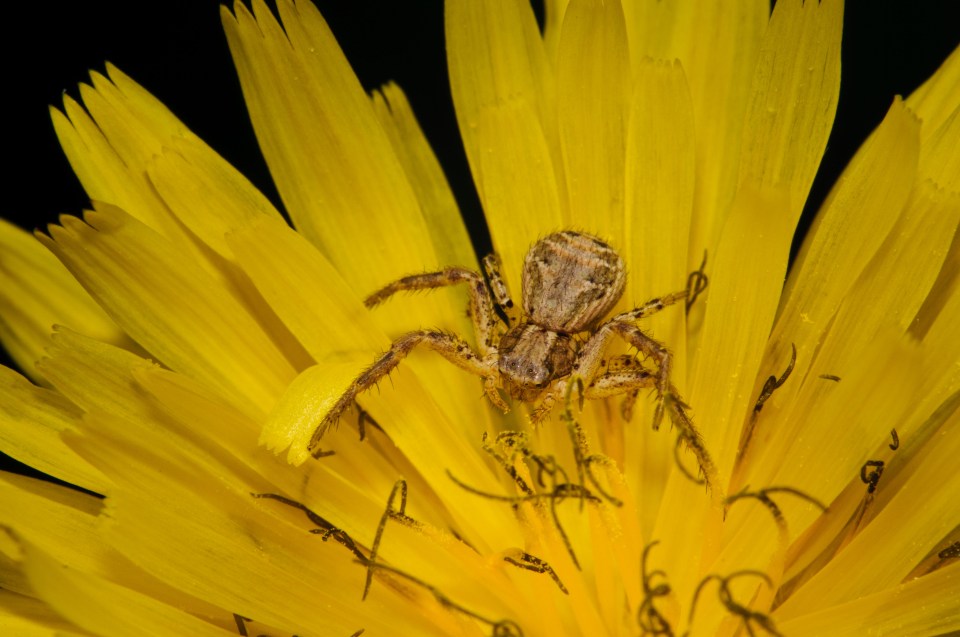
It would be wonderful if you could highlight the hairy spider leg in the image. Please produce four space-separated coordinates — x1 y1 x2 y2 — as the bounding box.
310 329 505 450
482 253 520 328
582 368 719 496
364 266 501 356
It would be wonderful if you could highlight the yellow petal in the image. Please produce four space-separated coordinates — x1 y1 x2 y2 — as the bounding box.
54 66 215 254
776 405 960 615
261 361 367 465
222 1 443 292
907 44 960 142
371 83 477 269
66 409 466 636
555 0 630 242
0 588 86 636
759 99 920 423
738 0 842 221
38 207 295 417
0 368 108 495
446 0 563 291
227 215 387 360
0 220 122 381
776 561 960 636
671 1 768 256
624 58 695 314
145 138 284 260
621 59 696 522
19 536 236 637
688 184 793 483
916 101 960 193
655 185 792 603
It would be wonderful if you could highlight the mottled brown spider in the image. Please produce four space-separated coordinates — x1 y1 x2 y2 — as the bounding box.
310 231 709 475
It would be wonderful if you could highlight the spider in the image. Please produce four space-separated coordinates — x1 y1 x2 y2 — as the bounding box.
310 231 712 481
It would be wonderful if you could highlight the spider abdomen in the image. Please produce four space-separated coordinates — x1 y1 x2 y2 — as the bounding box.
522 231 625 333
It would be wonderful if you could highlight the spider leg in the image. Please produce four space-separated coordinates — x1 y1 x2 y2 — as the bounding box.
482 253 520 327
365 266 501 357
310 330 502 451
585 369 719 495
584 365 655 421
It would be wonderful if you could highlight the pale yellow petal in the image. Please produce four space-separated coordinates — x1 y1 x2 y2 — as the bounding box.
555 0 630 242
738 0 842 222
0 220 122 381
38 207 295 417
371 83 477 269
0 368 108 495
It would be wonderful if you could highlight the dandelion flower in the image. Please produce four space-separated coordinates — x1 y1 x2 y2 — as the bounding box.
2 1 960 636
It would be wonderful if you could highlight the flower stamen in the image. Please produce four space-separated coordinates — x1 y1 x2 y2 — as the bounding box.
503 550 568 594
689 570 781 637
637 541 674 637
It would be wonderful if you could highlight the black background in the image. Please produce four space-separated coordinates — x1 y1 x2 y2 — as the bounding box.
1 1 958 479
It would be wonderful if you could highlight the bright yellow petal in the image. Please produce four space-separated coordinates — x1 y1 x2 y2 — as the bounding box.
907 45 960 142
222 1 445 293
776 406 960 615
371 83 477 269
145 138 284 260
0 220 122 381
446 0 563 292
738 0 842 222
19 537 236 637
670 2 769 257
776 561 960 637
0 588 87 636
0 368 108 495
688 185 793 483
759 99 920 424
620 59 697 527
555 0 630 243
38 207 295 416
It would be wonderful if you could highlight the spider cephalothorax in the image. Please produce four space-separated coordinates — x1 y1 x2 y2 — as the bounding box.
310 230 713 483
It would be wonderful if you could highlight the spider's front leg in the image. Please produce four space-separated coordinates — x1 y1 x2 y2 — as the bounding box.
310 266 508 451
531 291 688 424
364 266 501 356
309 329 504 451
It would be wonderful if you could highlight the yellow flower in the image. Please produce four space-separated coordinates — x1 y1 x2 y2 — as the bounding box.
2 1 959 635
